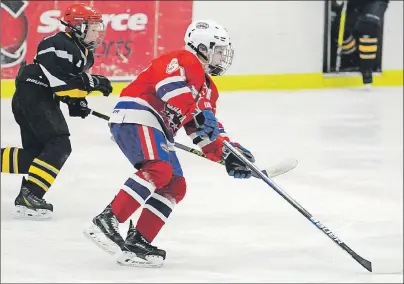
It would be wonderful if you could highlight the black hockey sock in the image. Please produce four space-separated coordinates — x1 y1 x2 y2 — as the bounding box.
342 35 357 55
1 147 20 173
25 135 72 198
1 147 39 174
359 36 378 71
1 147 41 174
26 158 61 199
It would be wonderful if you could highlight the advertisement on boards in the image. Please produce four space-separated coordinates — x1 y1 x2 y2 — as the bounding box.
1 0 193 80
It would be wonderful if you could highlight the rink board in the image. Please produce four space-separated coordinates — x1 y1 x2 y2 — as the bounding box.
1 69 402 98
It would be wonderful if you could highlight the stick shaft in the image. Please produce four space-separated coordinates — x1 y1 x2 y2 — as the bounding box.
336 0 348 72
223 140 372 272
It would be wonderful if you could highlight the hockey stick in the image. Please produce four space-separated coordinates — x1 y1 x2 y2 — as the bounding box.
173 141 297 179
336 0 348 72
89 109 110 121
222 140 372 272
88 109 298 179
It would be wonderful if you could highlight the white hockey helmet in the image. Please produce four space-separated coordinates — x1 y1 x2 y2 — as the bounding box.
184 19 234 76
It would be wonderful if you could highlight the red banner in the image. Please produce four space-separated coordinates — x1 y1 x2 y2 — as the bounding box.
1 0 193 80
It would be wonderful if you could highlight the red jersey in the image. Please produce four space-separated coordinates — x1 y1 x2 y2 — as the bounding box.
109 49 229 161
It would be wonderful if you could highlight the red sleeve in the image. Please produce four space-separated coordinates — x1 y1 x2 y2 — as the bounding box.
154 51 206 117
183 77 230 162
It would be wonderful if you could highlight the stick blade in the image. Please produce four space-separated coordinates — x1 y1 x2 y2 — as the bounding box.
259 159 298 178
359 258 372 272
353 254 372 272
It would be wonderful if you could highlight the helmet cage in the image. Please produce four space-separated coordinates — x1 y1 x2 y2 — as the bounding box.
192 42 234 76
75 20 105 50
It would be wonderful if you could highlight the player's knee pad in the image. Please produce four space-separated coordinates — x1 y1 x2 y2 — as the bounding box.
158 176 187 204
354 16 380 38
43 135 72 168
140 160 173 189
354 1 387 38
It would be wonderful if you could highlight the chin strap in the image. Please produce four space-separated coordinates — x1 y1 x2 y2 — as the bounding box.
60 19 83 36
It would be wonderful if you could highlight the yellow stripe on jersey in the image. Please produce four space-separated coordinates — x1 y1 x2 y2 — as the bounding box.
55 89 88 98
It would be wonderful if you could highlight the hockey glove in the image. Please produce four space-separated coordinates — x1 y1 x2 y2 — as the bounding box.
222 142 255 179
66 98 90 118
194 109 220 141
81 73 113 96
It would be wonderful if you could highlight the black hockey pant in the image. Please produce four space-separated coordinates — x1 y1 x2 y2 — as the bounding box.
1 82 72 198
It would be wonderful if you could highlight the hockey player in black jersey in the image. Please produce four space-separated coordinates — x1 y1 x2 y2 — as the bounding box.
337 0 389 85
0 3 113 219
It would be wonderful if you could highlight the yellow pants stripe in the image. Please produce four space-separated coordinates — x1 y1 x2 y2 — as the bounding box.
28 176 49 192
33 158 59 175
2 147 11 173
13 148 19 174
29 166 55 185
359 45 378 52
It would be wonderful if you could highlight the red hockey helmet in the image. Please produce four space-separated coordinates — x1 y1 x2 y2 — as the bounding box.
61 3 105 50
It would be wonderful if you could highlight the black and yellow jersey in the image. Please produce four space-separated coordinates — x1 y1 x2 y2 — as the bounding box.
17 32 94 99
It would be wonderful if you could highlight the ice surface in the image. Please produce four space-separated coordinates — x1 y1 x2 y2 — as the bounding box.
1 87 403 283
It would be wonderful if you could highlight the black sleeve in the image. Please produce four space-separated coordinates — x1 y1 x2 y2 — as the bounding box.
85 50 95 71
34 34 89 98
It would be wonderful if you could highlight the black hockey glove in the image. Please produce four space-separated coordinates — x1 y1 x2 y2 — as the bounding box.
222 142 255 179
66 98 90 119
81 73 113 97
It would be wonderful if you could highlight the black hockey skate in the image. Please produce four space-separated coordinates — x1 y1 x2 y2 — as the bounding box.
117 220 166 268
14 178 53 220
83 204 125 255
361 69 373 86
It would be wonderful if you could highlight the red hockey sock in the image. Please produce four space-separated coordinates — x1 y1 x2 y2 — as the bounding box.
136 176 186 242
136 208 166 242
111 189 142 223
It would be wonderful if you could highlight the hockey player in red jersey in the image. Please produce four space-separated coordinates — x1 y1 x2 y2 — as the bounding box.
84 19 255 267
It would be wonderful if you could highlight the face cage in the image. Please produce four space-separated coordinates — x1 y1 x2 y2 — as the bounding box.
207 45 234 76
78 21 105 50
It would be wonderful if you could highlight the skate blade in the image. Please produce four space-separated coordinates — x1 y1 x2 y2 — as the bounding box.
12 205 52 220
83 223 122 255
116 251 164 268
364 84 372 90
